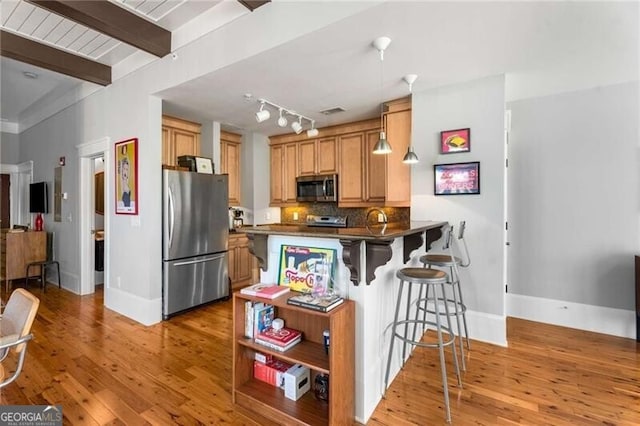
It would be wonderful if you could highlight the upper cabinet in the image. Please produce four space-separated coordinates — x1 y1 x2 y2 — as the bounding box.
269 97 412 208
298 137 337 176
220 130 242 206
162 115 201 167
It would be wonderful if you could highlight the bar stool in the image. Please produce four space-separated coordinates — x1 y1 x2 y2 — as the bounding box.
384 267 462 423
420 221 471 370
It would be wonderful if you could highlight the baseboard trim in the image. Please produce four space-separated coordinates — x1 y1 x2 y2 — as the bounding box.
507 293 635 339
466 310 508 347
105 287 162 326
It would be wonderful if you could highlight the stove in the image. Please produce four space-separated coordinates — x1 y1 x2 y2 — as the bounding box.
306 215 348 228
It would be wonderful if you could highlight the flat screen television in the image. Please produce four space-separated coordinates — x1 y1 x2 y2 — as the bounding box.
29 181 49 213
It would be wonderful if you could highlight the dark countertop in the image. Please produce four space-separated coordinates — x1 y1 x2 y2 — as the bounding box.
240 220 447 241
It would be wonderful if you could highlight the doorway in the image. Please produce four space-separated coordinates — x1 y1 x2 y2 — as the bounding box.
0 174 10 228
94 157 105 286
78 137 110 297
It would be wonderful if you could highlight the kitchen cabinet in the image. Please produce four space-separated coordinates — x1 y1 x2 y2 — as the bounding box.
337 98 411 207
228 233 255 289
298 137 337 176
233 291 355 425
270 143 298 206
221 130 242 206
162 115 201 166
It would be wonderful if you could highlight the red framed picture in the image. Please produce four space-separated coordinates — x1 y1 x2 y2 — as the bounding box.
440 128 470 154
115 138 138 215
434 162 480 195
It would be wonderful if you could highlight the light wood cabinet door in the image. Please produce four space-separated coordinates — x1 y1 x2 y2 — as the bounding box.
366 130 387 204
162 116 201 166
297 140 317 176
317 137 337 174
228 234 255 289
383 108 411 206
338 132 366 205
221 131 242 206
270 145 284 205
283 143 298 203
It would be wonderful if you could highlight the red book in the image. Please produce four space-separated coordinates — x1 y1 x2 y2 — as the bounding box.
256 327 302 346
241 283 290 299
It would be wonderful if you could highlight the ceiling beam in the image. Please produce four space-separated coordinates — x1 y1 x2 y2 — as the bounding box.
237 1 270 12
26 0 171 57
0 30 111 86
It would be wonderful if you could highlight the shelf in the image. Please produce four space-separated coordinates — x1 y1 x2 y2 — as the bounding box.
238 338 330 374
233 291 354 425
235 379 328 426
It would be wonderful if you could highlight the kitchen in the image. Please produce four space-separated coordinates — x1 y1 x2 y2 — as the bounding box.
3 1 637 424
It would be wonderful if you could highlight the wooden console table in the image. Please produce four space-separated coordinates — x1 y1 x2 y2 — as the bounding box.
0 230 46 292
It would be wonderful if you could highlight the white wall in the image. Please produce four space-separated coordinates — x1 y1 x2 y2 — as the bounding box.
410 75 507 345
506 82 639 338
1 132 20 164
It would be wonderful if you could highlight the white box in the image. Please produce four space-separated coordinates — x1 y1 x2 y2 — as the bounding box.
283 364 310 401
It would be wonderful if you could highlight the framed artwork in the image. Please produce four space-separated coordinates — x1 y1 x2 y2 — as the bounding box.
440 128 470 154
277 245 337 293
115 138 138 215
434 161 480 195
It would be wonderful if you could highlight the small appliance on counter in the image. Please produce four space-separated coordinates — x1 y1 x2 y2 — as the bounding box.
306 215 348 228
229 207 244 230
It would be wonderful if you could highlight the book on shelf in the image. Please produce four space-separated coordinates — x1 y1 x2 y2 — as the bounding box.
253 358 293 388
286 292 345 312
253 303 275 338
240 283 290 299
254 326 302 352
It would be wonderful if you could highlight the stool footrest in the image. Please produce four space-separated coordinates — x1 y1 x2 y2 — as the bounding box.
417 297 467 316
391 319 457 348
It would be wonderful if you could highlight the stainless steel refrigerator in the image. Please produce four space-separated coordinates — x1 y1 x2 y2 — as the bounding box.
162 170 229 319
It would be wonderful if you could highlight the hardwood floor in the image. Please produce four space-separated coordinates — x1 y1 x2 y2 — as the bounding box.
1 284 638 425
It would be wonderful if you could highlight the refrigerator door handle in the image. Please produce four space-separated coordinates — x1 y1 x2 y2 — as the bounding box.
174 253 225 266
168 189 175 248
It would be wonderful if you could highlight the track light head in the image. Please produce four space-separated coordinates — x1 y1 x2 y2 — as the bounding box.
277 109 288 127
291 116 303 134
307 122 319 138
255 101 270 123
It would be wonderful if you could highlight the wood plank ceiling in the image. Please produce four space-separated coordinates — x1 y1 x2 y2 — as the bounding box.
0 0 269 86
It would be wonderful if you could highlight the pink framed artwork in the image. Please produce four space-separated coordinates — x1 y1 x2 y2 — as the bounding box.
440 128 470 154
115 138 139 215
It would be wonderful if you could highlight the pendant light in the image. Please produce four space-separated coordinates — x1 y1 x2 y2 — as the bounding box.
402 74 420 164
372 36 392 155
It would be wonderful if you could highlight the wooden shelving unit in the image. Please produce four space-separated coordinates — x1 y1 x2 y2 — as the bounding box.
232 292 355 425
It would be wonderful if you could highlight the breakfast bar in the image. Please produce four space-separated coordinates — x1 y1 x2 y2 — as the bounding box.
243 220 447 423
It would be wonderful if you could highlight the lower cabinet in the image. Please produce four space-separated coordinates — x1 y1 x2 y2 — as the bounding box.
233 292 355 425
228 233 256 289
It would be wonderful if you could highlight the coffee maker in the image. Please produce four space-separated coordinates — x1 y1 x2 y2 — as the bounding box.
228 207 244 230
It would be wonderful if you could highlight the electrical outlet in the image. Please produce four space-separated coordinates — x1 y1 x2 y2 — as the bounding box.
378 213 385 223
293 212 299 221
116 276 121 288
265 212 271 221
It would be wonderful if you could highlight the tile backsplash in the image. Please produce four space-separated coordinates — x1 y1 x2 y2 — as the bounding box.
280 205 409 227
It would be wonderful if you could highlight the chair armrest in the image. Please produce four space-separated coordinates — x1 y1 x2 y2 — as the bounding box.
0 333 32 350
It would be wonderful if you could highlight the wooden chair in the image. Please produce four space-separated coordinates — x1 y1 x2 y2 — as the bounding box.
25 232 61 292
0 288 40 388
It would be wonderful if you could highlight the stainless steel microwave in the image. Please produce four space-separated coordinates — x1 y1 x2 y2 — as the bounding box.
296 174 337 202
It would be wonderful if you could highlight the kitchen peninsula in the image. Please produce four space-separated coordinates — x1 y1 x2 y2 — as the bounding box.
242 220 447 423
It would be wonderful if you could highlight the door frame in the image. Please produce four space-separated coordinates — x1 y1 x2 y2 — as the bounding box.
77 137 111 296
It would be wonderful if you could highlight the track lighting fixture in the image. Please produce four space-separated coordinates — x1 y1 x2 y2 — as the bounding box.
277 109 288 127
306 121 319 138
291 116 303 134
255 101 270 123
254 98 318 138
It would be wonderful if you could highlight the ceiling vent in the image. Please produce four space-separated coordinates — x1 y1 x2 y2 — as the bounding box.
319 107 346 115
